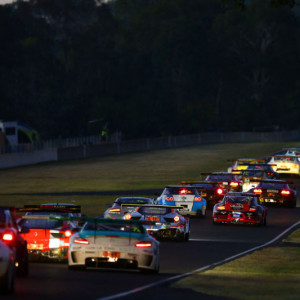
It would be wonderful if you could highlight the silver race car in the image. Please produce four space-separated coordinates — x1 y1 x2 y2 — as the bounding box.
123 204 190 241
68 218 160 273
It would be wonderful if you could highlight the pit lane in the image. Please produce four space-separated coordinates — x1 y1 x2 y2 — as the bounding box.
5 180 300 300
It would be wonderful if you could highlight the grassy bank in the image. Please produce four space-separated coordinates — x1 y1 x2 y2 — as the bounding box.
0 141 298 215
173 229 300 300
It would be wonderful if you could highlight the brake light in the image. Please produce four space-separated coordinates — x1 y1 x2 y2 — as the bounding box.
249 208 257 212
179 189 187 195
267 172 274 176
294 164 299 168
64 230 72 238
165 197 174 201
135 241 152 248
125 214 132 220
217 205 225 210
230 182 239 187
109 208 121 213
173 216 180 222
194 197 202 201
281 190 291 196
3 233 14 241
74 238 89 245
216 188 223 195
253 188 262 194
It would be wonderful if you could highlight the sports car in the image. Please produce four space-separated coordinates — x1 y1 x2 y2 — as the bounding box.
213 192 267 226
239 169 273 192
250 179 297 208
104 197 153 219
204 172 243 192
245 164 279 179
227 158 260 173
18 204 81 261
123 204 190 241
68 218 160 273
181 181 225 208
156 185 206 217
0 207 28 276
267 155 300 176
0 240 15 294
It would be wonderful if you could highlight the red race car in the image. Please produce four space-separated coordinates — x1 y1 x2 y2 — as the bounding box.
204 172 243 192
250 179 297 208
213 192 267 226
17 204 81 261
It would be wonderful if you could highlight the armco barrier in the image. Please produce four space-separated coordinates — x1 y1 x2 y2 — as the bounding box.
0 131 299 169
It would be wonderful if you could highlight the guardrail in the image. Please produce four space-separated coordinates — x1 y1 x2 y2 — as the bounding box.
0 130 299 169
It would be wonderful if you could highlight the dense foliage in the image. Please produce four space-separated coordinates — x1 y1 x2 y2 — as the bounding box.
1 0 300 139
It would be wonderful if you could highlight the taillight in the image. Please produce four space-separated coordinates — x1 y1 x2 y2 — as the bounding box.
64 230 72 238
3 233 14 241
109 208 121 213
194 197 202 201
230 182 239 187
217 205 225 210
135 241 152 248
165 197 174 201
281 190 291 196
74 238 89 245
125 214 132 220
249 208 257 212
216 188 223 195
173 216 180 222
179 189 187 195
253 188 262 194
267 172 273 176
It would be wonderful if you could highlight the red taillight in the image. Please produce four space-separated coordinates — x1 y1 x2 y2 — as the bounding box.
249 208 257 212
253 188 262 194
74 238 89 245
64 230 72 238
267 172 274 176
216 188 223 195
3 233 14 241
217 205 225 210
281 190 291 196
109 208 121 213
230 182 239 187
194 197 202 201
125 214 132 220
165 197 174 201
135 241 152 248
173 216 180 222
179 189 188 195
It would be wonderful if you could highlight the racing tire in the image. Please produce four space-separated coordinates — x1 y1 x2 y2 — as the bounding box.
0 263 15 294
184 232 190 241
16 249 29 277
68 265 86 271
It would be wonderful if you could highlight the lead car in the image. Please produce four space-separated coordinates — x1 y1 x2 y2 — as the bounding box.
68 218 160 273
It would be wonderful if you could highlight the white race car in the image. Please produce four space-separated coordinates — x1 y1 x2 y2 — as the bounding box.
268 155 300 176
68 218 160 273
0 240 15 294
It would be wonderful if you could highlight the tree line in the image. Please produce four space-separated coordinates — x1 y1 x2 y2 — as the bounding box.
0 0 299 140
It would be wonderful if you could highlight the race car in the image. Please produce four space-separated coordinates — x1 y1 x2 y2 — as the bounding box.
239 169 274 192
181 181 225 208
0 240 15 294
123 204 190 241
213 192 267 226
104 197 154 219
245 164 279 179
227 158 261 173
68 218 160 273
155 185 206 217
270 147 300 158
267 155 300 176
250 179 297 208
204 172 243 192
0 207 28 276
18 204 81 261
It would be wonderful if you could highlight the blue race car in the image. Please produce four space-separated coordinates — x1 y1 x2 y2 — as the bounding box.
156 185 206 217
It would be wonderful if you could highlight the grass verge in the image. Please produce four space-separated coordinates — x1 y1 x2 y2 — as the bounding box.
173 231 300 300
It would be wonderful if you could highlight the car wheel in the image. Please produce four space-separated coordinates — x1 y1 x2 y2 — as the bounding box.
16 249 28 277
184 232 190 241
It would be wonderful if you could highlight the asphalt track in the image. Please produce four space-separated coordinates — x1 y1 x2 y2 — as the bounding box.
4 182 300 300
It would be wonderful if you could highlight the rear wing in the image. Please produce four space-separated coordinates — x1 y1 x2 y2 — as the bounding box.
180 181 221 185
18 204 81 214
120 203 184 210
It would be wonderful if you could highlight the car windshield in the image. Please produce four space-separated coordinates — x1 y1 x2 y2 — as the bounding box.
224 196 253 204
115 198 151 205
274 156 298 162
83 222 144 233
208 175 234 181
247 166 269 171
19 218 64 229
260 182 287 189
163 187 197 195
243 171 265 178
138 207 171 215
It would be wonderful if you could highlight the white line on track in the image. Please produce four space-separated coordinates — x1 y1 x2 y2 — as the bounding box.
97 220 300 300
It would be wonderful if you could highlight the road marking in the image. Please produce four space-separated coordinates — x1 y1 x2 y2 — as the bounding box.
98 220 300 300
